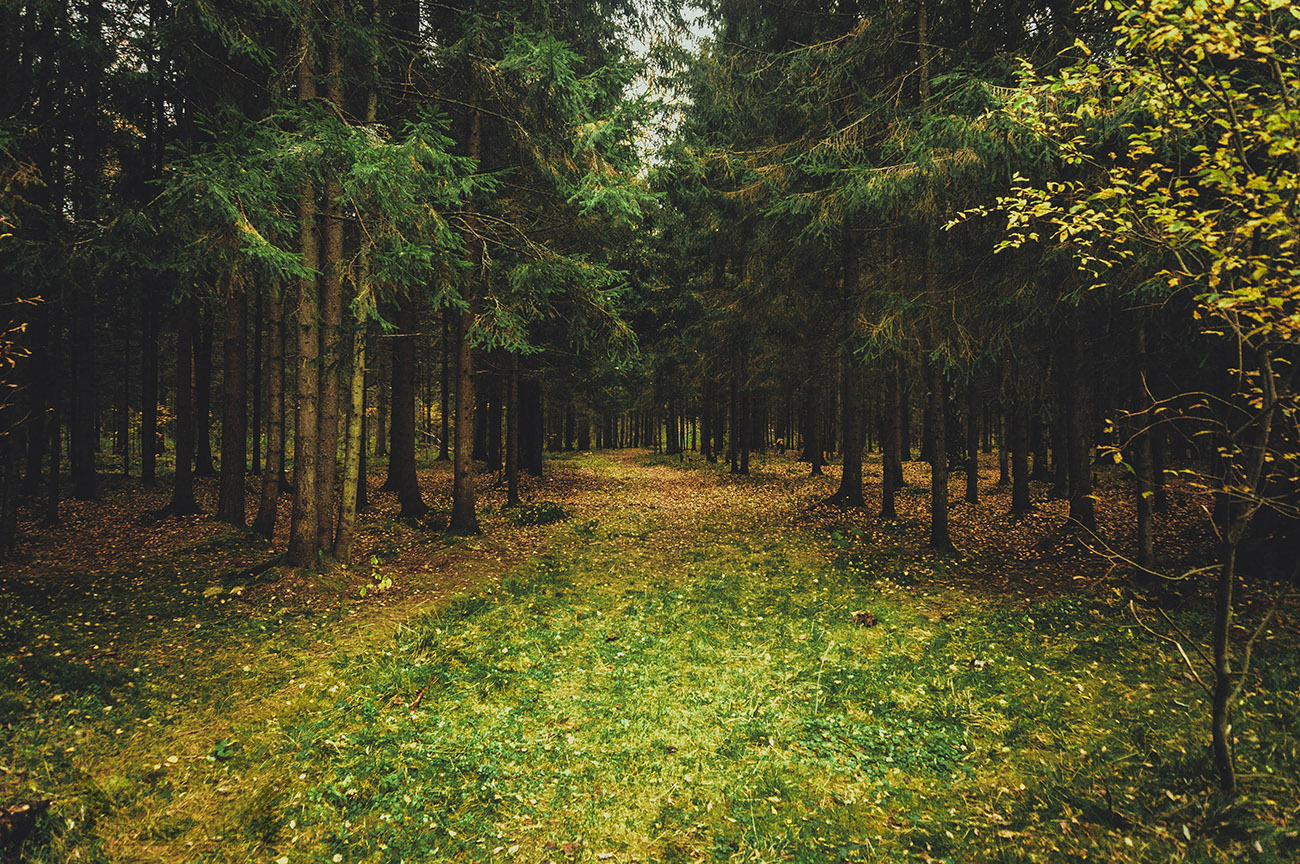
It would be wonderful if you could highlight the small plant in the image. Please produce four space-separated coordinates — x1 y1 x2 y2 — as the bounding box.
358 556 394 598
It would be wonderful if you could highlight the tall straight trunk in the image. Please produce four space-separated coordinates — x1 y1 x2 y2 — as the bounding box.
964 382 979 504
388 298 426 515
253 283 286 539
194 309 215 476
472 379 489 462
217 272 248 525
487 374 503 469
141 0 166 486
375 342 388 457
24 305 47 495
170 296 199 514
831 360 865 505
926 355 952 550
578 412 590 450
333 326 366 561
70 0 102 500
251 284 263 474
900 375 912 461
701 378 714 462
738 380 750 475
728 359 739 472
335 44 377 559
520 377 544 475
438 307 451 460
804 381 824 476
316 220 342 540
287 32 321 565
997 406 1009 486
668 403 679 455
357 381 369 512
117 332 129 462
451 301 479 532
316 4 344 542
45 373 61 525
831 222 864 505
1065 327 1097 531
70 280 96 499
506 353 520 506
1010 399 1031 514
451 108 482 534
881 353 903 515
919 378 935 464
1029 410 1050 481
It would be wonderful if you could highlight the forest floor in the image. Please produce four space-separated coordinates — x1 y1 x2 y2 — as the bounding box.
2 451 1298 863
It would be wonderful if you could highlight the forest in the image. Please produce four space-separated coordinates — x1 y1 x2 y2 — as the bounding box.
1 0 1298 861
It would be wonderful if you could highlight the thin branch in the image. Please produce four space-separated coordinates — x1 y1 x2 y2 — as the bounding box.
1129 600 1212 696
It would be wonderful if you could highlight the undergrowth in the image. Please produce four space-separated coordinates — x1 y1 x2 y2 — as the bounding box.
2 452 1296 863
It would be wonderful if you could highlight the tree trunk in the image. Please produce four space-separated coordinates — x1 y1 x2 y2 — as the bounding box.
520 377 544 475
217 271 248 526
701 378 714 462
1029 410 1050 482
1211 538 1237 796
194 308 215 477
287 28 321 565
70 279 96 499
881 354 902 517
1065 327 1097 531
964 381 979 504
452 106 483 534
45 369 61 525
23 306 47 495
831 359 865 506
388 297 427 516
334 324 367 561
170 296 199 514
316 5 344 542
451 301 479 532
251 284 263 475
997 405 1009 486
375 340 388 457
805 380 824 476
830 221 863 505
927 356 952 550
506 353 520 507
116 330 129 464
1010 399 1031 515
728 359 739 472
253 282 286 540
438 307 451 461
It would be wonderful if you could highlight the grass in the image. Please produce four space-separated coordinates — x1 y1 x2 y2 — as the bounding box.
2 451 1297 863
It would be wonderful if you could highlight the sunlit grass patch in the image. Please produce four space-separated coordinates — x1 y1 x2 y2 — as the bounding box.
256 510 1300 863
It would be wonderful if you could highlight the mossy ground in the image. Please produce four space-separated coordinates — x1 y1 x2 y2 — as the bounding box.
2 451 1296 863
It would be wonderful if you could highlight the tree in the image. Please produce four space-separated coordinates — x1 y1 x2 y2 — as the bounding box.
977 0 1300 796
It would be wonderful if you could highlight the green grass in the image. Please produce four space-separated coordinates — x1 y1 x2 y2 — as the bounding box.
3 454 1297 863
